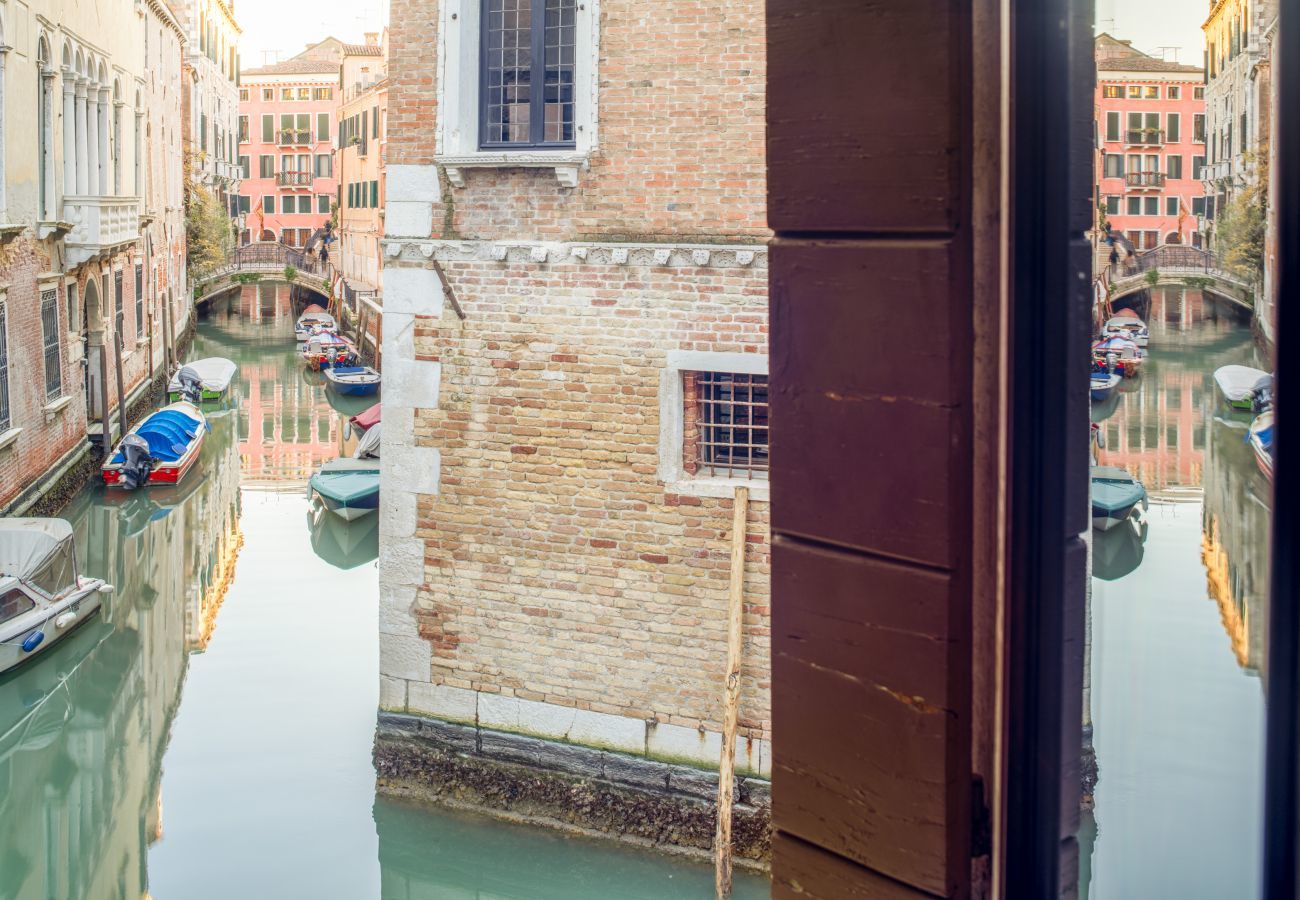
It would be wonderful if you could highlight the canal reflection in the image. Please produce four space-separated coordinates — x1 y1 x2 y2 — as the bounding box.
0 284 762 899
1083 289 1270 899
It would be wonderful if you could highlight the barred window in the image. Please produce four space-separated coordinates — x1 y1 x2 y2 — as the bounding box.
134 264 144 338
683 372 769 479
480 0 576 148
0 304 10 432
41 290 62 402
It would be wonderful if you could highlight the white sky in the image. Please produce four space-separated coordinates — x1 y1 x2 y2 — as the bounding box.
1095 0 1208 66
237 0 389 69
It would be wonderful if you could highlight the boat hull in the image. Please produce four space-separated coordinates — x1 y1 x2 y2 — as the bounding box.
167 387 226 403
1091 504 1141 532
328 380 380 397
101 404 208 489
0 588 103 676
314 489 379 521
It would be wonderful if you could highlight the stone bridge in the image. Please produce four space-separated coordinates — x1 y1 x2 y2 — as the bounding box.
194 242 332 305
1107 245 1255 311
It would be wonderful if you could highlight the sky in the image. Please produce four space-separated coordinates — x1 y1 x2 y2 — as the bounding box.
236 0 389 69
1095 0 1208 66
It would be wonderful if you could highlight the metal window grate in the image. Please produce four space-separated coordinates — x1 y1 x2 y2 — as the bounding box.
41 290 62 403
134 265 144 338
696 372 769 479
0 305 10 433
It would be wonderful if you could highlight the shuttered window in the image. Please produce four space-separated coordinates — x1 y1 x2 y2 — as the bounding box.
0 304 11 432
134 264 144 338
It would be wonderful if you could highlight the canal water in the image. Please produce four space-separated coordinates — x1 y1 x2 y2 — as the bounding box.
0 284 768 899
1081 289 1270 899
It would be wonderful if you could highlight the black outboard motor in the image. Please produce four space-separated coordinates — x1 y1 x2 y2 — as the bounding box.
177 366 204 405
119 434 155 491
1253 374 1274 412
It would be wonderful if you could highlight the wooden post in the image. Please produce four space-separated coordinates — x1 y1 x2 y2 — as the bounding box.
113 326 127 437
375 312 383 372
715 485 749 899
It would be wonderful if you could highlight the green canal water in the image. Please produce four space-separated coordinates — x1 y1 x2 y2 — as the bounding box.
1081 290 1270 899
0 285 769 899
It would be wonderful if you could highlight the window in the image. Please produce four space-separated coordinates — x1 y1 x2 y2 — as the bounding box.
1125 153 1141 173
371 180 379 207
1103 154 1123 178
314 154 332 178
1102 84 1123 99
1126 85 1141 99
134 264 144 339
0 590 34 626
1126 196 1141 216
1143 196 1158 216
1167 85 1180 100
65 282 78 336
262 114 274 143
1194 86 1205 100
1143 230 1158 249
373 107 380 138
318 194 331 214
239 195 251 215
1104 195 1119 215
239 87 250 102
0 303 12 433
259 155 274 178
298 87 310 100
1166 196 1179 216
263 195 275 214
1143 85 1158 99
1194 113 1206 142
1105 111 1119 142
239 155 251 179
281 88 294 101
238 115 249 143
114 271 123 333
347 183 354 208
1166 113 1180 143
1166 155 1182 180
1192 196 1205 216
262 88 273 102
317 112 330 142
480 0 577 148
686 372 769 479
40 289 61 402
314 87 332 101
1193 154 1206 179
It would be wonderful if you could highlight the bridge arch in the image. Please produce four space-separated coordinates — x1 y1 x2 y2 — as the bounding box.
1105 245 1255 311
194 241 331 307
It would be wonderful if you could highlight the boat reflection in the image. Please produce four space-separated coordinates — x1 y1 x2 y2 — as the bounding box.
1093 515 1147 581
308 499 379 570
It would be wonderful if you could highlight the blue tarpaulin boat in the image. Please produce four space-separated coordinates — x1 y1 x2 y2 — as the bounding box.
309 458 380 521
324 366 382 397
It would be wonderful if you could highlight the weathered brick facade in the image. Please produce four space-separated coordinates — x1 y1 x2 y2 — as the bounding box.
378 0 772 829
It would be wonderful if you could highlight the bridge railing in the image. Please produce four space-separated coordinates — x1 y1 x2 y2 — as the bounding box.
1113 245 1234 281
221 242 330 278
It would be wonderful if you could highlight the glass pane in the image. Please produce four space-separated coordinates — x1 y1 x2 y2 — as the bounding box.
483 0 533 144
543 0 576 142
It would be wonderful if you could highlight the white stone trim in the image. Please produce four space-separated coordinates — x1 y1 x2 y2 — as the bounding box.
439 152 588 189
381 683 771 776
381 238 769 269
0 428 22 452
658 351 770 502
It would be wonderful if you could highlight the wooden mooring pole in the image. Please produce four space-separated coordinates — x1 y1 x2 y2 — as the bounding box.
715 485 749 898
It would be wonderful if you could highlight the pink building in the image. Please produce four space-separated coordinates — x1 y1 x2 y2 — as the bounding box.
237 38 343 247
1095 34 1208 251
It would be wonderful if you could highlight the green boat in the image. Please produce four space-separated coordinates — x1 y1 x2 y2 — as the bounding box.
309 458 380 521
167 358 238 403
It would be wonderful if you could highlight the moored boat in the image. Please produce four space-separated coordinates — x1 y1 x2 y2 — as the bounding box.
309 458 380 521
300 332 357 371
167 358 238 403
295 306 337 342
1090 372 1121 402
1213 365 1272 411
324 366 381 397
1249 410 1274 481
1104 309 1150 347
102 402 207 490
1090 465 1149 532
1092 335 1144 378
350 402 381 434
0 519 114 675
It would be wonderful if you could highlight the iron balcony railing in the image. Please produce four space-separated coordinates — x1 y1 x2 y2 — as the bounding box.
1125 129 1165 146
276 172 313 188
277 129 313 147
1125 171 1166 189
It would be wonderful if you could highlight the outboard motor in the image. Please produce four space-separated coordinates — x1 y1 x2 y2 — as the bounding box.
177 366 204 405
1253 374 1274 412
119 434 155 491
1105 352 1118 375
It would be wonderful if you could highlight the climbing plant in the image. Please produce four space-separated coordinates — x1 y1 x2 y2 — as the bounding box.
1215 149 1268 284
184 149 233 280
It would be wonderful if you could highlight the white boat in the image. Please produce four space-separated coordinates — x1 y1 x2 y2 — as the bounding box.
167 357 238 403
1250 411 1274 482
1090 466 1149 532
295 308 338 342
1090 373 1121 402
1104 311 1149 347
1213 365 1271 411
0 520 114 675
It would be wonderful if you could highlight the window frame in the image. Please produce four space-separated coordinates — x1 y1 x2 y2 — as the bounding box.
477 0 578 150
134 264 144 339
1104 111 1119 143
39 288 61 403
657 351 770 500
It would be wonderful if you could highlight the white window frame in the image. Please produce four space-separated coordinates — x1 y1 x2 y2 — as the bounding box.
1105 111 1119 143
434 0 600 188
658 350 770 501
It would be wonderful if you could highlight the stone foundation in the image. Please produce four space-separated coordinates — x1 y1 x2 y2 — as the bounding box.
373 712 771 867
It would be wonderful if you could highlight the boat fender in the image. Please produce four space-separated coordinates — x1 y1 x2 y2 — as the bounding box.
55 612 77 630
21 631 44 653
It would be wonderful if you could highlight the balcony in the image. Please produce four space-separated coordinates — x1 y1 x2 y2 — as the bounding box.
277 129 314 147
1125 129 1164 146
277 172 314 188
62 197 141 267
1125 171 1166 190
